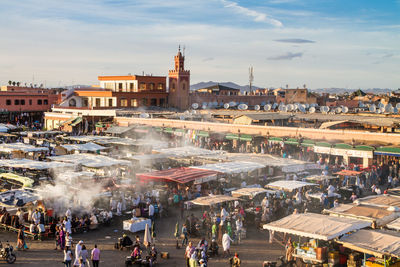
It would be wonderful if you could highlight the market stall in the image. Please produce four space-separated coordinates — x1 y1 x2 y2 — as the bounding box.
189 194 239 206
324 203 399 228
56 142 107 155
0 158 76 170
0 142 48 159
231 187 272 199
263 213 370 265
0 173 34 188
48 153 131 168
123 217 152 233
265 180 318 192
338 229 400 267
356 194 400 209
334 169 364 199
136 167 220 184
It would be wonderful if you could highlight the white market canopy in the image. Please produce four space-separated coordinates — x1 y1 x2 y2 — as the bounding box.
0 143 48 153
263 213 370 241
231 187 271 199
386 217 400 231
189 194 239 206
190 161 265 174
324 203 398 227
339 229 400 258
56 171 96 182
305 175 337 182
198 153 320 173
48 153 131 168
60 142 107 152
266 180 317 191
154 146 224 158
0 158 75 170
355 194 400 209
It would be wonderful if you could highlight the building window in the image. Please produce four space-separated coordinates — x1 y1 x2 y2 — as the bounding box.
21 99 25 105
149 83 155 90
150 98 157 106
129 83 134 91
37 99 42 105
6 100 11 105
159 98 165 107
131 99 138 107
108 99 113 107
182 83 186 90
29 99 32 105
157 83 163 90
69 99 76 107
14 99 20 105
83 99 88 107
120 98 128 107
139 82 146 91
118 83 123 91
95 98 101 107
44 99 48 105
141 98 148 106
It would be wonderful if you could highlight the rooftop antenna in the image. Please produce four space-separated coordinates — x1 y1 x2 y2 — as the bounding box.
178 44 181 52
249 66 254 94
183 45 186 57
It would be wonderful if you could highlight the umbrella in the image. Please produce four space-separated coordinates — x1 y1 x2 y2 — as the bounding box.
144 223 152 247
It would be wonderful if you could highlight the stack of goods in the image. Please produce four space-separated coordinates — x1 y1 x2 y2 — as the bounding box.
347 253 362 267
328 251 340 267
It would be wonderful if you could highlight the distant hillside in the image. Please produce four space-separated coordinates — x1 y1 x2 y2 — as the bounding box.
310 88 395 94
190 81 262 92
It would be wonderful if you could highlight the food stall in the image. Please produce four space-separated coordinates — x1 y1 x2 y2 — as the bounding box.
123 217 152 233
263 213 370 265
356 194 400 209
265 180 318 192
55 142 107 155
324 203 399 228
338 229 400 267
334 170 363 199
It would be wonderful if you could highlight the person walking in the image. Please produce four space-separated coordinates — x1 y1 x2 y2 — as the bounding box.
79 245 89 267
16 226 28 250
222 231 233 257
184 242 193 267
65 232 73 250
181 223 188 247
91 244 100 267
73 240 83 267
64 247 73 267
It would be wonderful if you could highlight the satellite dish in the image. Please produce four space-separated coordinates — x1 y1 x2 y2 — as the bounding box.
309 107 316 113
224 103 230 109
293 104 299 111
310 103 317 108
140 113 150 118
376 109 381 114
179 115 185 120
321 106 330 113
229 101 237 107
254 105 260 111
238 104 248 110
264 104 271 111
281 106 288 112
305 103 310 109
336 107 342 113
299 105 306 113
395 107 399 113
342 106 349 113
287 104 294 111
396 103 400 109
369 104 376 112
272 103 278 109
192 103 199 109
385 103 393 113
379 107 385 113
378 102 385 109
202 105 207 109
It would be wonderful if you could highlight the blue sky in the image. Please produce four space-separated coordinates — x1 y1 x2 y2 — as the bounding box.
0 0 399 89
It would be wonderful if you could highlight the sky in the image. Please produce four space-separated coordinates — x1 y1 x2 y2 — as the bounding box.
0 0 399 89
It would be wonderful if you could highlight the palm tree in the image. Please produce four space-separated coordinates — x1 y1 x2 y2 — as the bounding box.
16 82 20 86
12 81 16 86
8 80 12 85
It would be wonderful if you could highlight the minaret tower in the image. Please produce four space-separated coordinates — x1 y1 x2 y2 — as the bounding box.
168 46 190 110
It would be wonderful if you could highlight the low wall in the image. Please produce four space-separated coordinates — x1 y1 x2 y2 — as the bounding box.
114 117 400 145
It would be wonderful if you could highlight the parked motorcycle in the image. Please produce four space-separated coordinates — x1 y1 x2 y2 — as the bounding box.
0 241 17 264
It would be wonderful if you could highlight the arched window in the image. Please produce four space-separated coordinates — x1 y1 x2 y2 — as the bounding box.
69 99 76 107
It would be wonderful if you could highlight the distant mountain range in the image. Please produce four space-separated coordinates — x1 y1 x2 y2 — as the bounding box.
191 81 397 94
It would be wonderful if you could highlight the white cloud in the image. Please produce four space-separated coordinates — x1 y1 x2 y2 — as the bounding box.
221 0 283 27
